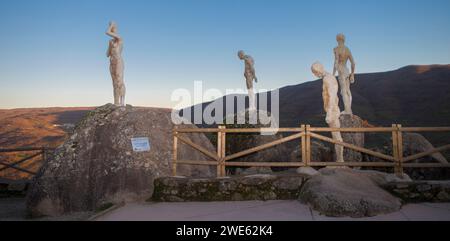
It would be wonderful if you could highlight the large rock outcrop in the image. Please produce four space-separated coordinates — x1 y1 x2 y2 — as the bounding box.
299 168 402 218
27 104 215 217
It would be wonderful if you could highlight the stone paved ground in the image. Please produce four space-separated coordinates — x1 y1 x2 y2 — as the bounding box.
3 198 450 221
96 201 450 221
0 198 92 221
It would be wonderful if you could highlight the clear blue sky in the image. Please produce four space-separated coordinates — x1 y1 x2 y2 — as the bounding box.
1 0 449 109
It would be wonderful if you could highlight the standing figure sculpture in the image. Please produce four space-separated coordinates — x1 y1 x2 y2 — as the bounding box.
312 62 344 163
333 33 355 115
106 21 126 106
238 50 258 111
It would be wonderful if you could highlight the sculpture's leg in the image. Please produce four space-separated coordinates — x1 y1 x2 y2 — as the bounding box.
248 87 256 111
338 71 352 115
330 119 345 163
113 85 119 106
346 80 352 115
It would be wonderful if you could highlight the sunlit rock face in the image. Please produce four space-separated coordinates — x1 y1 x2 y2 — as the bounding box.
27 104 214 217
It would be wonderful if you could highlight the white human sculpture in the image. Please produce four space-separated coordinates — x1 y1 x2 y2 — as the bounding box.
238 50 258 111
333 33 355 115
106 21 126 106
312 62 344 163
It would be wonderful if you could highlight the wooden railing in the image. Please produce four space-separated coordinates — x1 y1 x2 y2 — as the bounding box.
172 125 450 177
0 147 53 177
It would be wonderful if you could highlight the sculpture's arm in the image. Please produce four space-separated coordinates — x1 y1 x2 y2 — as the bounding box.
246 57 257 82
251 64 257 82
106 40 112 57
106 24 122 41
349 49 356 75
322 83 330 113
106 31 122 41
348 48 356 83
332 48 338 76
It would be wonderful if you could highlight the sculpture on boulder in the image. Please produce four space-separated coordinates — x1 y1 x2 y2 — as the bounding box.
238 50 258 111
312 62 344 163
106 21 126 106
333 33 355 115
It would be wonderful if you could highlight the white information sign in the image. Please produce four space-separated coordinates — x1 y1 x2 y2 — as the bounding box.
131 137 151 152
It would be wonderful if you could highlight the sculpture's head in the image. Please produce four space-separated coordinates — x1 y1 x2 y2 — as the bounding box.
336 33 345 44
238 50 245 60
311 62 325 78
110 21 118 33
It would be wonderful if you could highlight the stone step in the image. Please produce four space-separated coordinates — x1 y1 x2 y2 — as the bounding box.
151 174 309 202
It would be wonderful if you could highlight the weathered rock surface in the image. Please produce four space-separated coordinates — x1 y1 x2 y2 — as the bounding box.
364 133 450 180
402 133 448 164
27 104 215 217
339 114 365 162
288 115 365 163
289 141 333 163
383 181 450 202
152 174 309 202
296 167 319 176
223 110 291 172
299 168 402 218
235 167 273 176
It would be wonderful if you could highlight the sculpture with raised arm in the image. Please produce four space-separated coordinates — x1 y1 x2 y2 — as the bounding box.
312 62 344 163
333 33 355 115
238 50 258 111
106 21 126 106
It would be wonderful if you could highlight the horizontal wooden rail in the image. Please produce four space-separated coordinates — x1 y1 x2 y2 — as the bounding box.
175 128 221 133
0 151 43 172
225 162 306 167
400 127 450 132
0 147 48 153
0 147 53 177
176 128 303 133
309 162 396 167
176 134 219 161
308 127 395 132
309 132 396 162
224 132 303 162
172 124 450 178
403 144 450 163
0 161 37 175
403 163 450 168
175 160 219 166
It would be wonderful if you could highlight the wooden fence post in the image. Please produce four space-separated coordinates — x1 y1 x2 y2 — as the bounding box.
306 125 312 164
396 124 404 177
217 126 223 177
41 147 47 164
392 124 400 176
301 125 307 166
221 126 227 177
173 128 178 176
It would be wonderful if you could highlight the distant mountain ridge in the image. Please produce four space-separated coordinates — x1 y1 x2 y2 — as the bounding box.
182 64 450 128
1 64 449 179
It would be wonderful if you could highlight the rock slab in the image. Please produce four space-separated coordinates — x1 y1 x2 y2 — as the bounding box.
299 168 402 218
